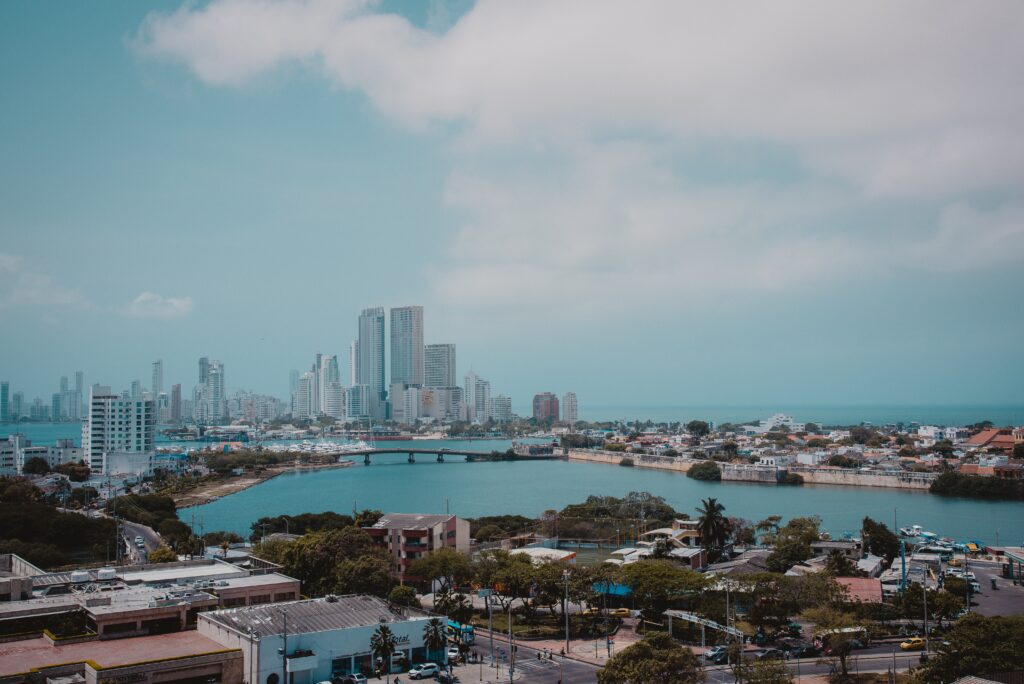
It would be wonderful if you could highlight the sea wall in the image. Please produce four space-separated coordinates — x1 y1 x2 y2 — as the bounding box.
565 449 938 490
790 467 936 490
720 463 780 483
565 449 695 472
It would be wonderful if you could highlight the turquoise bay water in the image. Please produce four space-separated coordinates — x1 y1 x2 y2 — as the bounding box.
183 456 1024 546
7 423 1023 546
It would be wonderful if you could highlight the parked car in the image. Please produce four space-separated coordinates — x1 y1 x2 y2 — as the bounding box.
789 645 820 659
581 607 600 616
900 637 926 651
408 663 439 680
610 608 631 618
752 648 784 660
335 676 366 684
703 646 728 661
446 646 461 661
437 674 459 684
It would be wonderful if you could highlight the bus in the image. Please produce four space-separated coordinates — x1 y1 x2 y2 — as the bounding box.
447 619 475 646
813 627 869 653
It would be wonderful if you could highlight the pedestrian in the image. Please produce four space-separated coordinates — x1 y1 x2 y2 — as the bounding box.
560 648 565 658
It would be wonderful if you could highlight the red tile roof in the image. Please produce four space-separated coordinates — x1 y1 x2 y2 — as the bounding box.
836 577 883 604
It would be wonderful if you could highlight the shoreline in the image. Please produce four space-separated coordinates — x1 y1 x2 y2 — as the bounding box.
173 460 354 509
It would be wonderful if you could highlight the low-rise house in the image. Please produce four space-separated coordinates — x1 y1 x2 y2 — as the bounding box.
810 539 861 560
705 549 772 577
836 577 883 604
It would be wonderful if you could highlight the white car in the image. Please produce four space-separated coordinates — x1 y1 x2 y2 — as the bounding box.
135 536 145 547
447 646 461 661
408 663 439 680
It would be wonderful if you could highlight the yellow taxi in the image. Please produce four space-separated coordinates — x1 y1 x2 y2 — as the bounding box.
899 637 926 651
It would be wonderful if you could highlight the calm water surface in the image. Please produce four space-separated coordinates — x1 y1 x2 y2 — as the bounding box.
182 456 1024 546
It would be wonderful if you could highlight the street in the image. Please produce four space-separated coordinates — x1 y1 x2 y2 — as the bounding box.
449 635 601 684
122 520 162 563
702 651 925 684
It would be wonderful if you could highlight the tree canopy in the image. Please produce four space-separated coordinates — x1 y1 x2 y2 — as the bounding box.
598 632 705 684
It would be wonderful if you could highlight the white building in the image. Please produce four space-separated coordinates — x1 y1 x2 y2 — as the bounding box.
324 382 346 420
0 436 82 476
295 372 316 420
487 395 513 423
424 343 456 388
198 595 443 682
151 359 163 397
562 392 578 424
347 384 370 420
357 307 386 420
81 385 155 476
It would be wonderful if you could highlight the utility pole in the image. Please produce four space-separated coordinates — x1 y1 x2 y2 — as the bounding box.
922 584 930 653
563 569 571 657
280 608 288 684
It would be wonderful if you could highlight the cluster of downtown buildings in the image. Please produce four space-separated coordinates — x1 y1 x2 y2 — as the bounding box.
288 305 577 426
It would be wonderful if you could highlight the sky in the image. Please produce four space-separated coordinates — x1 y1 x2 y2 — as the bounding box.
1 0 1023 411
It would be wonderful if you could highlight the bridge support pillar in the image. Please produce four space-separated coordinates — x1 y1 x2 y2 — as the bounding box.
408 453 415 463
437 453 444 462
364 454 371 465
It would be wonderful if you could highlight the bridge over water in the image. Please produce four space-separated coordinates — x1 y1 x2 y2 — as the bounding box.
343 448 560 465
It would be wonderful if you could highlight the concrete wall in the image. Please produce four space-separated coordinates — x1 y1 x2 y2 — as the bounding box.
567 449 938 490
790 467 935 490
566 449 696 472
83 649 243 684
720 463 780 483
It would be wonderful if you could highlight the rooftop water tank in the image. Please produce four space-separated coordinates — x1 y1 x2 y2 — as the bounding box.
96 567 116 581
70 570 90 584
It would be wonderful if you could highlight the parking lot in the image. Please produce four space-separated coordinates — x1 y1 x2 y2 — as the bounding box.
963 560 1024 616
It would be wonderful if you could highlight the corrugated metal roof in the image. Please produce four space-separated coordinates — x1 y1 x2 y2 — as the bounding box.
371 513 453 530
202 595 434 638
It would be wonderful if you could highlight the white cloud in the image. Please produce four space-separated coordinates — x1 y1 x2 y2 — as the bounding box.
137 1 1024 315
124 291 195 319
0 253 88 310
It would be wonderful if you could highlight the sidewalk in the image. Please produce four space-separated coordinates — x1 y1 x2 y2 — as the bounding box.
474 622 644 666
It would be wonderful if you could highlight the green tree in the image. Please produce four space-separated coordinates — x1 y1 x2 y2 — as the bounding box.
755 516 782 544
407 547 472 596
687 461 721 481
284 527 393 597
422 617 447 662
695 497 731 560
148 546 177 563
824 550 860 577
22 457 50 475
686 421 711 442
598 632 704 684
766 517 820 572
860 517 900 561
370 624 399 683
622 560 706 618
919 613 1024 683
744 656 794 684
387 585 419 608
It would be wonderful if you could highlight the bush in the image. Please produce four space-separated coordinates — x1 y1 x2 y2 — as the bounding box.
687 461 721 481
929 471 1023 500
780 472 804 485
619 458 635 467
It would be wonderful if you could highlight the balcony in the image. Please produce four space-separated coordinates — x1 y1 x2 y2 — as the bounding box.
286 650 318 672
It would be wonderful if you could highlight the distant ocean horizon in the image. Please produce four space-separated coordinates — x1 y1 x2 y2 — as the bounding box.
563 404 1024 427
3 404 1022 448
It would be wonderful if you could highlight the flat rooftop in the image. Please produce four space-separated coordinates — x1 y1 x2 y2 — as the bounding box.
119 561 246 584
371 513 454 529
202 595 431 638
0 630 234 677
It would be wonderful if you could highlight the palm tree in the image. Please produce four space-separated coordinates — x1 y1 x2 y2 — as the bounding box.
696 497 732 561
370 624 398 683
754 515 782 544
423 617 447 663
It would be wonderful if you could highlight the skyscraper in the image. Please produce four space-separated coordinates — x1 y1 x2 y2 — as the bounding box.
464 371 490 423
357 307 386 419
207 361 225 421
425 344 456 388
0 382 8 423
130 380 143 400
562 392 578 424
319 355 340 415
199 357 210 387
152 359 164 396
488 395 513 423
170 384 182 422
390 306 424 387
295 372 316 420
82 385 155 476
532 392 560 422
349 340 358 387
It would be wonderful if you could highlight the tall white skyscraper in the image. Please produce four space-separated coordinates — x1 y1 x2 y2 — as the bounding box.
82 385 155 476
152 359 164 396
488 394 513 423
203 360 226 422
324 382 346 419
464 371 490 423
349 341 358 386
130 380 142 400
319 355 340 414
357 307 386 419
562 392 578 424
425 344 456 388
295 372 316 420
390 306 424 387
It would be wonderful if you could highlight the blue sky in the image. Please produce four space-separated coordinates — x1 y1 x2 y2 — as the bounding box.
1 0 1022 412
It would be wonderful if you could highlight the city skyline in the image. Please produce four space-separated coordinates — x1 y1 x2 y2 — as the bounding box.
0 2 1022 409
